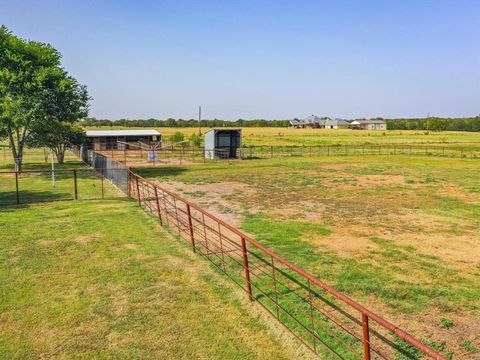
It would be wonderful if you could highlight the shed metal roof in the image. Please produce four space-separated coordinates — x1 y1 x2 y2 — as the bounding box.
85 129 161 137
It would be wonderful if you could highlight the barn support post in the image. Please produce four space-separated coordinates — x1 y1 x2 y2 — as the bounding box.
186 204 196 253
362 314 371 360
240 237 253 301
15 171 19 205
73 169 78 200
154 186 163 226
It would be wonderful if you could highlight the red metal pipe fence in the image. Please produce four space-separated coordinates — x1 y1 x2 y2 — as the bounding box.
125 168 447 360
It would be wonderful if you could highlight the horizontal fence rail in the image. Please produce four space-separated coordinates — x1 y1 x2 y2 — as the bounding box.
80 150 447 360
0 168 126 206
72 144 480 167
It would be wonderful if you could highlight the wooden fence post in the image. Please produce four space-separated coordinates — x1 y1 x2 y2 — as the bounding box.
241 237 253 301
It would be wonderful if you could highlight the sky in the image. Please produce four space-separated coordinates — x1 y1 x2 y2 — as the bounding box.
1 0 479 120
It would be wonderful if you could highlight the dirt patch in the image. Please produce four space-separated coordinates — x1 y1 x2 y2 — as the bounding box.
122 243 138 250
437 185 480 204
38 239 55 246
155 180 257 227
74 234 102 245
355 174 407 187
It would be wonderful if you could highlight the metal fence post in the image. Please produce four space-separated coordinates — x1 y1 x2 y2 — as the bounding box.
15 171 19 205
127 169 132 197
240 237 253 301
73 169 78 200
154 186 163 226
362 314 371 360
135 176 141 205
186 204 196 253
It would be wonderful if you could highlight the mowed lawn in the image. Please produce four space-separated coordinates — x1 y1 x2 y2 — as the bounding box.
137 155 480 358
0 199 304 359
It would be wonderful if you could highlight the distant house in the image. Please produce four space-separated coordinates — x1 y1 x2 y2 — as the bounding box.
324 118 350 129
290 115 331 128
349 119 387 130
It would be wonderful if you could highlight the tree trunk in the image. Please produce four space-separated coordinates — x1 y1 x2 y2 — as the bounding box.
8 131 22 173
56 148 65 164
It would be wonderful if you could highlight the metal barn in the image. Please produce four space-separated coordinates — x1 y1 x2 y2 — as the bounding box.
85 129 161 150
204 129 242 159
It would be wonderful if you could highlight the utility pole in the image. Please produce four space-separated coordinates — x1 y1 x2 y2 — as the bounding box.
426 112 430 131
198 106 202 136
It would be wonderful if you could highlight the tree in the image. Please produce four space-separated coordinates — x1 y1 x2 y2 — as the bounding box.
170 131 185 143
0 26 89 171
189 132 202 147
28 121 85 163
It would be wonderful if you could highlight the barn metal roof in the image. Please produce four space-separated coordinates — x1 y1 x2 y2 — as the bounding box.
85 129 161 137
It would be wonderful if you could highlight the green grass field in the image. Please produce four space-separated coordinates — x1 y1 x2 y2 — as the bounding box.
85 126 480 149
0 199 309 359
0 147 121 206
136 154 480 358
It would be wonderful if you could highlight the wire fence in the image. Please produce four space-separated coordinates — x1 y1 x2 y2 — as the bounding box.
0 168 126 206
73 144 480 167
77 148 446 360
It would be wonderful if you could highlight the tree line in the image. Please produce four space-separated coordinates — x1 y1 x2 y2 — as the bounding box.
83 116 480 132
0 26 89 171
83 118 292 128
386 117 480 132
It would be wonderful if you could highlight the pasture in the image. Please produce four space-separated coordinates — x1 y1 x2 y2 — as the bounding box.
136 154 480 358
1 129 479 358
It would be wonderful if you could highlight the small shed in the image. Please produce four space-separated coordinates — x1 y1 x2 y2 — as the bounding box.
204 129 242 159
85 129 161 150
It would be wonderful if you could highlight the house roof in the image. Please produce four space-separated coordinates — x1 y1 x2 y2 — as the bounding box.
350 119 386 125
204 128 242 134
85 129 161 137
325 118 350 126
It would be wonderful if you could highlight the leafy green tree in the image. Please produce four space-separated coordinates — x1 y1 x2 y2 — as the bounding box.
189 132 202 147
28 121 86 163
0 26 89 171
169 131 185 143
